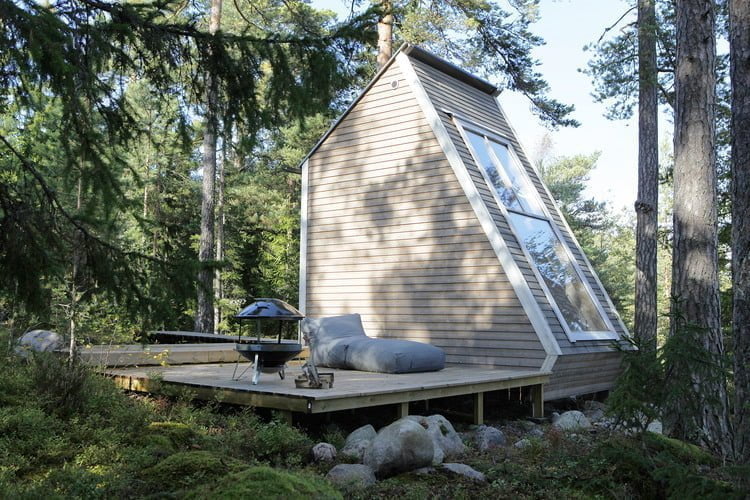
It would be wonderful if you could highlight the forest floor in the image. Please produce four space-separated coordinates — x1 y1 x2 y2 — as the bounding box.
1 344 748 499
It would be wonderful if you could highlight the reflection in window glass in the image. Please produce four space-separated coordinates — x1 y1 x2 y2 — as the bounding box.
487 142 545 216
508 212 609 332
465 131 524 212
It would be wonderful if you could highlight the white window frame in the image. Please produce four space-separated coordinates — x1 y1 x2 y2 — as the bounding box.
453 115 619 342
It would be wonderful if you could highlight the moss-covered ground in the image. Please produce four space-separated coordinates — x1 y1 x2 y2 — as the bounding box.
0 347 746 499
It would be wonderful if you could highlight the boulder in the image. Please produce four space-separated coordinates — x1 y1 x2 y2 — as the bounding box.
514 438 531 450
345 424 377 447
340 439 370 463
442 463 486 482
527 428 544 439
406 415 465 464
15 330 63 357
552 410 592 431
474 425 506 451
363 417 434 477
647 420 663 434
311 442 336 463
583 400 607 412
585 408 605 422
326 464 376 489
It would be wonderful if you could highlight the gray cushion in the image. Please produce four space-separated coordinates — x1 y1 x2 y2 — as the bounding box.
345 337 445 373
303 314 445 373
302 314 366 366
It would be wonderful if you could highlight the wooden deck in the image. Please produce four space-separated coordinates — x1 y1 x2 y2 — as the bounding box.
105 360 549 424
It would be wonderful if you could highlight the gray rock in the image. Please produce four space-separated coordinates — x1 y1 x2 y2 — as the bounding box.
15 330 63 357
514 438 532 449
406 415 466 464
647 420 663 434
516 420 537 432
527 428 544 439
363 417 434 477
345 424 377 447
585 408 605 422
551 412 561 422
312 442 337 462
442 463 486 482
552 410 592 431
474 425 506 451
340 439 370 463
583 400 607 412
413 466 435 475
326 464 376 489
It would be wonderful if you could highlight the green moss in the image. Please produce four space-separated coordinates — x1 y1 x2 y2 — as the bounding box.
643 432 716 465
145 421 198 448
187 466 341 499
140 451 245 490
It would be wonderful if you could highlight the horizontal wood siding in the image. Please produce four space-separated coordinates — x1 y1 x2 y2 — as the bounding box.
544 351 623 401
410 57 624 356
305 62 545 370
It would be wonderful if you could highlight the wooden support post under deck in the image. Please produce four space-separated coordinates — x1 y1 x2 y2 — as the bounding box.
276 410 294 426
531 384 544 418
473 392 484 425
397 401 409 419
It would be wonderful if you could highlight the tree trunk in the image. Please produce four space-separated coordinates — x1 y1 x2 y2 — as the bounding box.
69 178 84 360
669 0 730 457
377 0 393 69
213 134 226 334
195 0 223 333
634 0 659 352
730 0 750 464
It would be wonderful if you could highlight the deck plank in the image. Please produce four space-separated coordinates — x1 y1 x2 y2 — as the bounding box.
104 363 549 416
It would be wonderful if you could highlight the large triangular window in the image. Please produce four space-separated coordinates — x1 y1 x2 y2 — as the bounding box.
455 118 617 342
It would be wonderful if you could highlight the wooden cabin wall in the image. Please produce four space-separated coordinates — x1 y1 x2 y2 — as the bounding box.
410 57 626 356
304 62 547 370
544 351 623 400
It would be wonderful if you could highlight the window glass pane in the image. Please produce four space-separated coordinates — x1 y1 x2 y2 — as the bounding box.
488 142 545 216
465 131 524 212
508 212 609 332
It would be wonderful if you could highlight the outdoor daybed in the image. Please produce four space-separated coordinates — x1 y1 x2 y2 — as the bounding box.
301 313 445 374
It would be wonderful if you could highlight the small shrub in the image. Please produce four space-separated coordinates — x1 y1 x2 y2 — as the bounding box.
145 421 199 449
252 420 313 466
140 451 245 491
187 466 342 499
30 353 91 418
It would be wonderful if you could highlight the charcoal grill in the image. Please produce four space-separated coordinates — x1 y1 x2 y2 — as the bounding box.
231 298 304 385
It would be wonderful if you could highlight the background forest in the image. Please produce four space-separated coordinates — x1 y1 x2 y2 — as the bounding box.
0 0 649 344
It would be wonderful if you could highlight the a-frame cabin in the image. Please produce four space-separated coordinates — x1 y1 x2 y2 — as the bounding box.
299 44 630 401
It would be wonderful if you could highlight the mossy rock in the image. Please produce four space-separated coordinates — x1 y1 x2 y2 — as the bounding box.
145 421 198 448
140 451 245 490
643 432 716 465
187 466 342 499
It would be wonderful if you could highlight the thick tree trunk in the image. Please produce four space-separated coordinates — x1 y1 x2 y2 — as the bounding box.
730 0 750 465
195 0 223 333
377 0 393 69
634 0 659 352
670 0 731 457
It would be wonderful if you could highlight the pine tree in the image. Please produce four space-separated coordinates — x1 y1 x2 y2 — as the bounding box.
634 0 659 351
367 0 577 127
669 0 731 457
195 0 223 333
729 0 750 464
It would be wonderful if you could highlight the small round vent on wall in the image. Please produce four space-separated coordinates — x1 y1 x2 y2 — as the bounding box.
390 79 399 90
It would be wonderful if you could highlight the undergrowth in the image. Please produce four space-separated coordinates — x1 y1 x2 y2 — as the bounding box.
0 329 745 499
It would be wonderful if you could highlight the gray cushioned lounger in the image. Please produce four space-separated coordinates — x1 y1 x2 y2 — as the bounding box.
301 313 445 373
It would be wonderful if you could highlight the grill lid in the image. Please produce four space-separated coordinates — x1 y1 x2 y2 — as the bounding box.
235 298 304 321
